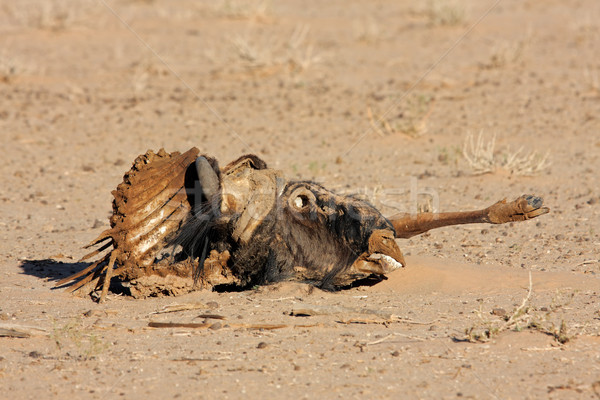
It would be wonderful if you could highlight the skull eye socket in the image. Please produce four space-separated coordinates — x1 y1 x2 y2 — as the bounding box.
293 194 309 209
288 187 317 213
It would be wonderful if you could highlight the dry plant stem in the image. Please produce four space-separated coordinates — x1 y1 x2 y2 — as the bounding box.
574 259 599 267
398 318 439 325
148 322 292 330
290 304 396 319
149 303 210 315
0 328 30 338
366 333 426 346
149 322 210 329
0 324 49 337
521 347 561 352
195 314 226 320
367 107 386 137
498 270 533 333
338 318 391 324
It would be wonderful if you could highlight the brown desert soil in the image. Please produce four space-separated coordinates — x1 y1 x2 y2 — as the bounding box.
1 1 599 399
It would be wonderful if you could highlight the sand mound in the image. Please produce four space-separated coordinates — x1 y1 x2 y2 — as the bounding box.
368 256 598 295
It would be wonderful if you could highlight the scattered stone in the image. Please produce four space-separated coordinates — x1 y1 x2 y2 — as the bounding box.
28 351 43 359
491 308 507 317
83 309 104 318
209 322 222 330
206 301 219 309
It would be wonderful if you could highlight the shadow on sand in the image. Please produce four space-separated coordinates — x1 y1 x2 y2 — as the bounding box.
19 259 92 289
19 258 133 299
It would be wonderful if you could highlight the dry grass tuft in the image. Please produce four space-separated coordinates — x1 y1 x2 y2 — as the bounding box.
462 131 550 176
51 317 109 360
4 0 100 31
465 273 574 344
426 0 466 27
368 94 434 138
0 52 35 82
230 35 277 68
214 0 271 20
286 25 322 71
230 24 322 72
485 40 528 69
583 67 600 94
353 17 384 43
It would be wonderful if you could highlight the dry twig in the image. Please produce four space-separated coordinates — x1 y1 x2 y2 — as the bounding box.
149 303 208 315
0 323 49 337
366 332 427 345
290 304 396 320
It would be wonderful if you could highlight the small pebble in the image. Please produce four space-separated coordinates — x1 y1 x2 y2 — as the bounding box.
491 308 506 317
83 309 103 318
28 351 43 359
257 342 268 349
206 301 219 309
209 322 222 330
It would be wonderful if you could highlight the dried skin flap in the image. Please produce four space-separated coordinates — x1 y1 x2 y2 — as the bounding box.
221 163 283 244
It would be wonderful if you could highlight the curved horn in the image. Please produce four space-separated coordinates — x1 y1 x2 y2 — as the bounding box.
195 156 220 200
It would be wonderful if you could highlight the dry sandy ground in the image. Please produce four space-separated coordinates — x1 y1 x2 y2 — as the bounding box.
1 0 600 399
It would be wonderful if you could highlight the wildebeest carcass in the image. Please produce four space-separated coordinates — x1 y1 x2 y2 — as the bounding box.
58 147 549 302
